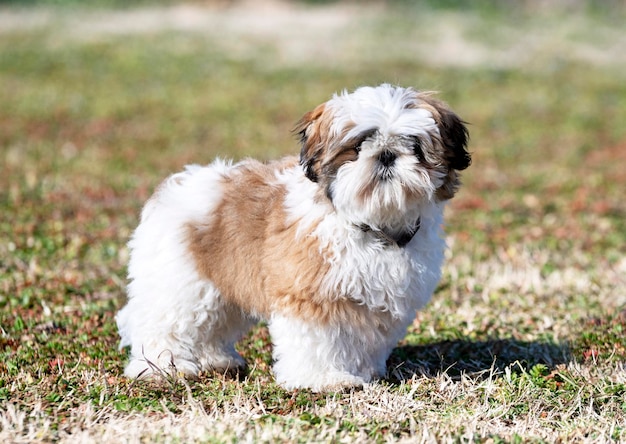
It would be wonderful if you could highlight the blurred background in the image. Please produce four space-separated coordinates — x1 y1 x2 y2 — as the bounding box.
2 0 624 241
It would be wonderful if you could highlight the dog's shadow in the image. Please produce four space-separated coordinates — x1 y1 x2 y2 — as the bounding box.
386 338 570 382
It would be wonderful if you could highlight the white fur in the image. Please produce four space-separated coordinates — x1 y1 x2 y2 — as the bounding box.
116 84 463 391
268 167 445 390
330 85 439 142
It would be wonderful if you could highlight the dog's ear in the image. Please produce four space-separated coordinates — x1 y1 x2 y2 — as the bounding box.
419 94 471 200
439 106 471 172
294 103 327 183
425 97 471 171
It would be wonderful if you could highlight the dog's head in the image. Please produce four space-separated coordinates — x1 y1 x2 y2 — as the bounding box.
295 84 470 234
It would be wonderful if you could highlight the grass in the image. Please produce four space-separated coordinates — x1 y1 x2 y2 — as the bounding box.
1 1 625 442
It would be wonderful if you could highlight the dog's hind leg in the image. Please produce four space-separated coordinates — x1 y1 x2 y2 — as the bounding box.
195 292 254 375
117 276 252 379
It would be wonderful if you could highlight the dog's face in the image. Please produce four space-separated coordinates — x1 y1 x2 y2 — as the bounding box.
296 84 471 234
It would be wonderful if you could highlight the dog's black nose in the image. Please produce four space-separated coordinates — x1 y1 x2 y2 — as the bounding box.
378 150 396 167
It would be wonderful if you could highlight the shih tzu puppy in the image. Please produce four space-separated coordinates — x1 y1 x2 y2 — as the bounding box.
116 84 470 391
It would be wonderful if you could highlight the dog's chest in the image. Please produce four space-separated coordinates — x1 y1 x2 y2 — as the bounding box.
317 232 430 317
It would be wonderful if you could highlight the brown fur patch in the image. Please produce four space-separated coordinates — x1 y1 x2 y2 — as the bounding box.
295 103 329 183
319 142 359 184
185 158 369 327
416 93 470 168
411 92 471 201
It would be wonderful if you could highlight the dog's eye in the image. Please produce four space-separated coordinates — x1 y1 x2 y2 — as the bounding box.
348 138 365 155
412 137 424 160
350 128 377 154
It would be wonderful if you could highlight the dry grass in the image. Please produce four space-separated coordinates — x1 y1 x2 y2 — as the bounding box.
3 359 625 442
1 1 625 442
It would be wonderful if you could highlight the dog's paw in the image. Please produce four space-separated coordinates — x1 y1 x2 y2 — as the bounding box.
276 371 367 392
124 356 201 380
200 351 246 373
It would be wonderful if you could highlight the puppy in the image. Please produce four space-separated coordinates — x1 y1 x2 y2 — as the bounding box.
116 84 470 391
